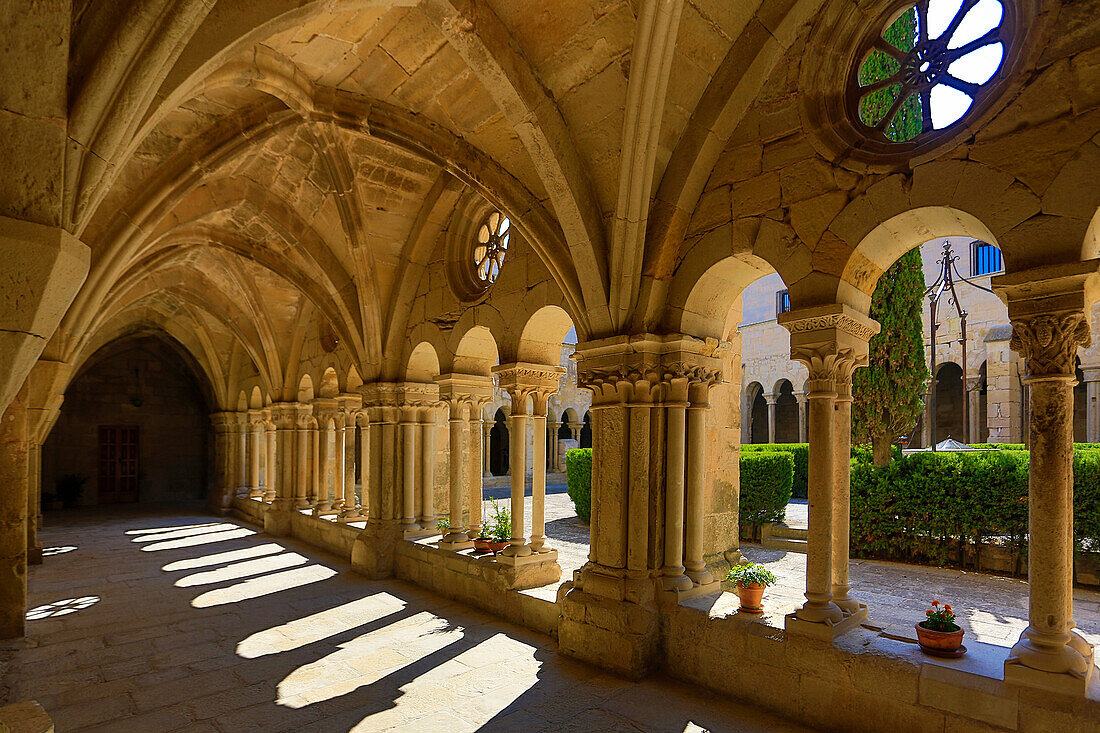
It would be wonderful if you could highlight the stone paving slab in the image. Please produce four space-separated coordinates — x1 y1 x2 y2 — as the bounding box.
1 506 809 732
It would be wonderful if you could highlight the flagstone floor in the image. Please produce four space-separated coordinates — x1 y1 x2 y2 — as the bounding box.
1 507 809 733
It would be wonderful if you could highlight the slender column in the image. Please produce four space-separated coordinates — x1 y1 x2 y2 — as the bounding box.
469 408 486 536
482 420 492 477
26 444 41 564
419 406 437 527
0 390 29 639
1001 306 1096 690
443 400 469 544
343 419 357 513
237 413 248 495
296 412 311 508
662 391 691 591
530 394 551 553
798 378 843 623
571 424 581 442
401 410 418 530
503 400 530 557
684 384 713 585
332 415 346 512
248 413 263 499
832 382 859 613
548 421 560 471
1084 371 1100 443
264 420 276 502
210 412 236 511
357 413 370 516
966 377 982 445
765 394 777 443
313 417 334 513
797 393 807 442
309 419 320 506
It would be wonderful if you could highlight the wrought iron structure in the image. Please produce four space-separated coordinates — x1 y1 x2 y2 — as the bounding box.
925 240 994 449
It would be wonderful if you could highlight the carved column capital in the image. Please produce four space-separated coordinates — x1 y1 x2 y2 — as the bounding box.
493 363 565 416
1009 313 1091 379
436 373 495 417
779 305 876 395
269 402 301 430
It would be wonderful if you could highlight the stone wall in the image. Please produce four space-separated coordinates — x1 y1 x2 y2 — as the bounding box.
42 337 210 506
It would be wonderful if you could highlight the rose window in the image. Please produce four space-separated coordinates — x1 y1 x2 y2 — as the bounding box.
474 212 510 284
853 0 1007 143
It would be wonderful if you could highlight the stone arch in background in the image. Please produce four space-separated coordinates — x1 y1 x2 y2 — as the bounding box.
489 408 509 477
774 379 799 443
935 362 965 443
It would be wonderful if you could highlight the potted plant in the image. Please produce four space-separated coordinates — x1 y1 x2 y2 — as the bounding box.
916 600 965 655
436 517 450 534
725 562 777 614
473 499 511 554
55 474 87 509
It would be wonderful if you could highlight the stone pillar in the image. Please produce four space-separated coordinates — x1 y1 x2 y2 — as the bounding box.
263 417 276 503
332 413 346 513
339 395 365 520
832 382 861 615
548 420 560 471
558 335 722 678
264 403 300 536
797 393 807 443
400 409 418 530
355 411 370 516
684 382 714 585
494 364 564 571
765 393 777 443
1082 368 1100 443
295 406 312 509
0 389 29 639
309 418 320 506
469 404 487 537
482 419 492 477
311 398 338 515
237 412 249 496
419 405 437 528
442 398 470 546
248 410 263 499
778 305 876 639
996 262 1099 694
210 412 237 513
966 377 983 445
26 445 41 565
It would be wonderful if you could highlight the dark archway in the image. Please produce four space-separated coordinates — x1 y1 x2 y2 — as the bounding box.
43 333 213 506
774 380 799 443
935 362 965 443
1075 358 1087 442
489 408 509 476
750 390 768 444
579 412 592 449
977 361 989 443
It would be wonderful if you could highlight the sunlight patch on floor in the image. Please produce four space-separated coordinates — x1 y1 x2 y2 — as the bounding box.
190 564 337 608
141 527 256 552
161 542 284 571
124 522 223 535
174 552 309 587
131 523 242 543
26 595 100 620
42 545 77 556
236 592 403 658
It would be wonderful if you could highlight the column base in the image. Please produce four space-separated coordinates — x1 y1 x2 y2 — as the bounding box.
493 550 560 590
657 578 721 607
263 504 295 537
1004 658 1095 696
785 604 868 640
351 520 402 579
1004 629 1096 694
337 507 365 522
501 541 533 558
437 538 475 551
402 527 437 539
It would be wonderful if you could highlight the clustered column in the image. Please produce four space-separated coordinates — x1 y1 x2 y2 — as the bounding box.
435 375 492 549
248 410 264 499
263 415 276 502
778 306 875 639
311 398 338 515
996 263 1098 693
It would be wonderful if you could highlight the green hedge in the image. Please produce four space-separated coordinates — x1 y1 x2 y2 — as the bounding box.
850 449 1100 568
739 452 793 540
741 444 808 499
565 448 592 523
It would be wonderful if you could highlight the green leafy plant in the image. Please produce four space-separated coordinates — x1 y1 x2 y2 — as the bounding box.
55 474 87 508
921 600 959 632
741 444 808 498
565 448 592 522
725 562 778 588
853 246 928 466
483 499 511 542
436 517 450 532
739 452 793 540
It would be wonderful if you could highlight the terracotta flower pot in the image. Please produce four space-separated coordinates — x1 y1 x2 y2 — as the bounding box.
736 582 766 613
915 622 964 651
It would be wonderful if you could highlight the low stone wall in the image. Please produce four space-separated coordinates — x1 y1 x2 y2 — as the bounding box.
230 497 358 562
395 540 560 637
660 597 1100 733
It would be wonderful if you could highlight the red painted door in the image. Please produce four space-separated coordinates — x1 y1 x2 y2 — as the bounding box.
98 426 139 503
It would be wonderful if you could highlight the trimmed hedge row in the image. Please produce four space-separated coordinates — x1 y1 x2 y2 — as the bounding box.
850 449 1100 569
739 452 793 540
741 444 808 499
565 448 592 523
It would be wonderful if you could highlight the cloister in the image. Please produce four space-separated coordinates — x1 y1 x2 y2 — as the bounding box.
2 0 1100 730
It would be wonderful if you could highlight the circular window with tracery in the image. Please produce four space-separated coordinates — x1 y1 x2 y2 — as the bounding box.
852 0 1009 143
474 212 510 285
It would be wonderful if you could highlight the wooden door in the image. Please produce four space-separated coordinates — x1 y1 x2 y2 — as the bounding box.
98 426 139 503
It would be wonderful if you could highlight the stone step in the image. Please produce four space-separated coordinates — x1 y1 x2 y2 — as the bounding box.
764 523 808 541
762 536 808 553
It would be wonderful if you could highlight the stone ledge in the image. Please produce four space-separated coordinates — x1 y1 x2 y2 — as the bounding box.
0 700 53 733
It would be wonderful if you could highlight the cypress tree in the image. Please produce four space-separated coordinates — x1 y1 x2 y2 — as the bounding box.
853 247 929 466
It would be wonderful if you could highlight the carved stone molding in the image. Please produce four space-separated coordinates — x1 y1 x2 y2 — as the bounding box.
778 306 879 343
1009 313 1091 379
269 402 301 430
791 345 866 393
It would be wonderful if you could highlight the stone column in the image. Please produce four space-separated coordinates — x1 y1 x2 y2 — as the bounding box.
469 403 488 537
332 413 346 513
662 390 690 591
1082 367 1100 443
355 411 370 517
248 411 263 499
237 412 249 496
309 418 320 506
400 407 419 531
504 397 529 557
765 393 777 443
209 412 237 513
482 419 492 477
0 389 29 639
530 388 558 554
778 305 876 639
295 407 312 509
797 393 807 443
419 405 437 528
339 396 365 520
263 417 277 503
264 403 300 536
832 382 861 614
26 444 41 565
996 262 1099 694
311 398 338 515
570 423 581 442
684 381 714 585
966 377 982 445
548 420 560 471
436 374 493 549
442 397 470 546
